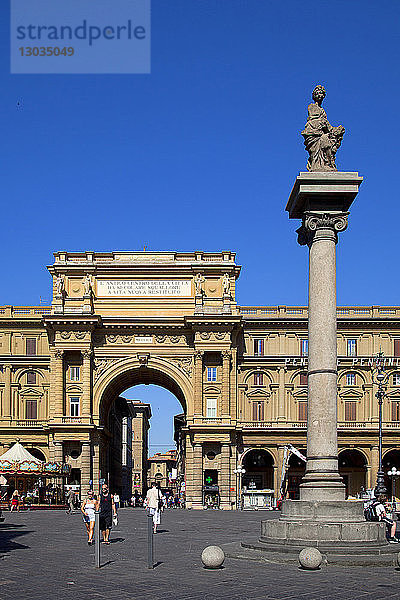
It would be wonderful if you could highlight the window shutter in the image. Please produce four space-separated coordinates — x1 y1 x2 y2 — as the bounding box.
252 402 258 421
26 338 36 356
298 401 307 422
392 401 400 422
26 399 37 420
395 340 400 357
300 373 308 386
345 401 356 422
259 402 264 421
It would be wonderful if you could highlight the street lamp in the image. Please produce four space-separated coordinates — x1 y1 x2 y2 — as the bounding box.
371 354 389 496
234 466 246 511
387 467 400 510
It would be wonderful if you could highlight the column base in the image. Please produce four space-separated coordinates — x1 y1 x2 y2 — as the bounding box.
259 499 387 550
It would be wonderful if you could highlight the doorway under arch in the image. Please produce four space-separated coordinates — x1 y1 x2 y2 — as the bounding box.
383 449 400 498
242 449 274 490
338 449 367 498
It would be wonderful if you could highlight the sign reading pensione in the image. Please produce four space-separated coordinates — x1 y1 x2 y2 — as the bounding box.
97 280 192 297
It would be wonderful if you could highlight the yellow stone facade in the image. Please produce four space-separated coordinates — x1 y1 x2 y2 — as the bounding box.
0 251 400 507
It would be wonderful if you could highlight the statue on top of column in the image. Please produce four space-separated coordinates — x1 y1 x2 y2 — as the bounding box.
302 85 345 172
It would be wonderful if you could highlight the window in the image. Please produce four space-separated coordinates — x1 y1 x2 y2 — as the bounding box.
253 339 264 357
300 339 308 356
393 373 400 386
298 401 308 422
26 338 37 356
392 401 400 422
26 398 37 420
27 371 36 385
395 340 400 358
70 397 80 417
206 398 217 418
252 401 264 421
347 339 357 357
345 401 357 422
70 366 80 381
299 372 308 386
207 367 217 382
346 373 356 386
253 372 263 386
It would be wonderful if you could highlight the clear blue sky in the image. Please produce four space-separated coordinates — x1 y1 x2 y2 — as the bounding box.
2 1 400 449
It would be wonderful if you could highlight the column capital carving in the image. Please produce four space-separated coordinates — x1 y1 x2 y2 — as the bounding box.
53 349 64 359
194 350 204 360
82 350 92 360
296 211 349 246
222 350 231 361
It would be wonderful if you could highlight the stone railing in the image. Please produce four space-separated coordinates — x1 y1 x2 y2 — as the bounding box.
0 306 52 318
240 420 400 430
11 419 46 427
238 306 400 319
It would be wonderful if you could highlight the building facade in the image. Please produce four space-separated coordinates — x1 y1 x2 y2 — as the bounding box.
0 251 399 508
147 450 177 492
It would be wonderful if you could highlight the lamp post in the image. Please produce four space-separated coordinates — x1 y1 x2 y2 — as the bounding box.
234 466 246 510
387 467 400 511
372 354 388 496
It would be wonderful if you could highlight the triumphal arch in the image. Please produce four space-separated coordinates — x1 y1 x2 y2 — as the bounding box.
2 249 400 509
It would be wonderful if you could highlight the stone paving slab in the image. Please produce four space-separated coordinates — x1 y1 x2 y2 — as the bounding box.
0 509 400 600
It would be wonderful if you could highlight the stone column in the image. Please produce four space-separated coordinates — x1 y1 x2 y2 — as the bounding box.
220 443 231 509
50 349 64 419
81 350 92 419
277 367 286 422
81 441 92 497
221 351 231 418
194 351 203 417
3 365 12 420
192 443 203 508
371 445 379 491
297 212 348 501
92 433 100 494
275 445 286 499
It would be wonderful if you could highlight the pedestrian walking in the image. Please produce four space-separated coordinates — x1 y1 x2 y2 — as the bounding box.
10 489 20 512
113 493 120 511
99 484 117 545
80 490 98 545
65 488 75 514
145 482 163 533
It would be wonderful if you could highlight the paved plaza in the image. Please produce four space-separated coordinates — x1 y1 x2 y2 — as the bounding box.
0 509 400 600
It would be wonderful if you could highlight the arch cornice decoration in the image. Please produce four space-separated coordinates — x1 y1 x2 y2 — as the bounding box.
238 446 277 466
292 388 308 399
338 388 363 399
93 354 193 423
245 388 271 399
243 369 273 385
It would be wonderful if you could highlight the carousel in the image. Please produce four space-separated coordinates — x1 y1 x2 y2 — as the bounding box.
0 442 70 508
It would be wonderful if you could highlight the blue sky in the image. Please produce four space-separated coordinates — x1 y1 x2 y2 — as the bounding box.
1 0 399 449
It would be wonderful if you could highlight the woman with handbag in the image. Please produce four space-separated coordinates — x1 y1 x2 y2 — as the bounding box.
80 490 98 545
145 482 163 533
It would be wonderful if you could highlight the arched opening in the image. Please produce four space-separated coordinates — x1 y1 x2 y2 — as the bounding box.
95 362 189 504
383 449 400 499
286 450 306 500
28 448 46 462
242 449 274 490
338 449 367 498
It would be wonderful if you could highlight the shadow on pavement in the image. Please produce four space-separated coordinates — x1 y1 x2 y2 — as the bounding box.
0 522 31 554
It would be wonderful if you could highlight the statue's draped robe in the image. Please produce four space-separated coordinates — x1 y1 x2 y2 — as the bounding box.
302 103 332 171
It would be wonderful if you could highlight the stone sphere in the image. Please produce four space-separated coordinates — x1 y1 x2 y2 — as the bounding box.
201 545 225 569
298 547 322 570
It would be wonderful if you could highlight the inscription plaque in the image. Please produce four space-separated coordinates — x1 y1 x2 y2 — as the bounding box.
97 280 192 297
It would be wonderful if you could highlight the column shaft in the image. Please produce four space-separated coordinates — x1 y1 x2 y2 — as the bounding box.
81 442 92 497
220 443 231 509
194 352 203 416
50 350 64 419
300 221 345 501
3 365 12 420
222 352 231 417
192 443 203 508
277 367 286 421
81 351 91 418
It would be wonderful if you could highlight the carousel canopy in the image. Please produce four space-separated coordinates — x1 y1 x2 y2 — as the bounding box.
0 442 42 464
0 442 70 477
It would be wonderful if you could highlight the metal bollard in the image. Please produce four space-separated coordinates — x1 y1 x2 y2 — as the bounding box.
147 512 154 569
94 510 100 568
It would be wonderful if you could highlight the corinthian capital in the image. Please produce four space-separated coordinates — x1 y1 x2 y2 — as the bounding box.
296 211 348 246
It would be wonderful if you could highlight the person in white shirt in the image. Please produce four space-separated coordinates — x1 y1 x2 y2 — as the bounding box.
375 494 398 543
145 483 162 533
113 493 120 511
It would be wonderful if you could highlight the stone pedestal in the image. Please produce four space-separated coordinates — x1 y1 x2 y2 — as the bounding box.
258 172 390 556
